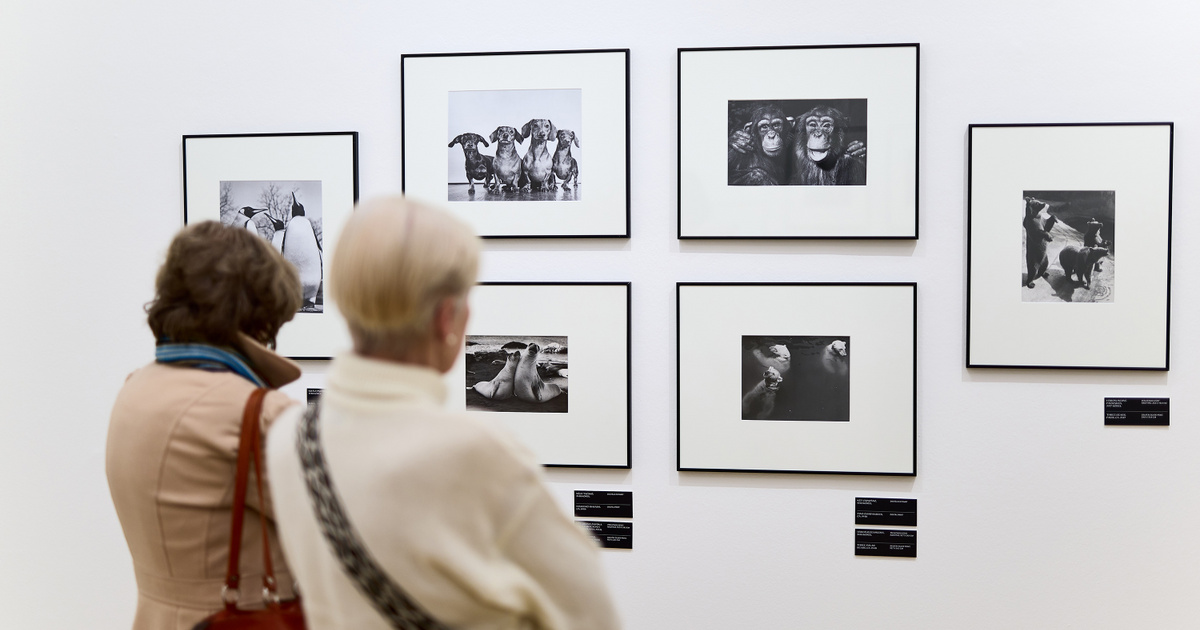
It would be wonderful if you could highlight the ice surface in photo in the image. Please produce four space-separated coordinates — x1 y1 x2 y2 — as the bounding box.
741 335 849 421
447 89 582 202
1021 190 1114 304
220 179 324 312
465 335 568 413
727 99 867 187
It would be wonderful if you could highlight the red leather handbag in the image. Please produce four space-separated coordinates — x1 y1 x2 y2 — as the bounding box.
193 388 306 630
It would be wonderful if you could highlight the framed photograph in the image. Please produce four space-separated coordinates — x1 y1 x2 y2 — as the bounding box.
677 283 916 475
182 132 359 359
967 123 1173 370
678 44 919 239
402 49 629 238
449 283 631 468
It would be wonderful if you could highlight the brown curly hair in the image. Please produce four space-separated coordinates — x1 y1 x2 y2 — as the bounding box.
147 221 302 348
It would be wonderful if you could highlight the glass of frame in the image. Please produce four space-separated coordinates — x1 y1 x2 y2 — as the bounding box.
677 283 916 475
182 131 359 359
967 123 1173 370
678 44 919 239
402 49 630 238
449 283 631 468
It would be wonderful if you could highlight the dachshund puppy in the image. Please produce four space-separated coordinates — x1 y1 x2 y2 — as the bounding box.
489 126 524 192
448 133 496 194
552 129 580 189
520 119 557 191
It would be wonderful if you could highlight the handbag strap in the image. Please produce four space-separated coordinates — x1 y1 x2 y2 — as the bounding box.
296 404 453 630
223 388 282 610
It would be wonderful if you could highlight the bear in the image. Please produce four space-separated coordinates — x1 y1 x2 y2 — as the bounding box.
1023 198 1057 288
742 366 783 420
1083 218 1105 272
1058 245 1109 290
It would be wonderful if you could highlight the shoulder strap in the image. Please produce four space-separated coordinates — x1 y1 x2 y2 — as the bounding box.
296 404 453 630
223 388 283 609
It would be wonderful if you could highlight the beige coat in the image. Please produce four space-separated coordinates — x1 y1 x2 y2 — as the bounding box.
107 340 301 630
266 353 621 630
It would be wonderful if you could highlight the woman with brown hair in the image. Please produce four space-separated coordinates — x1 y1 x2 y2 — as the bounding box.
107 221 304 629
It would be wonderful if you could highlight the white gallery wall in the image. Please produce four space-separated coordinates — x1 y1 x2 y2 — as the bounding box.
3 0 1198 627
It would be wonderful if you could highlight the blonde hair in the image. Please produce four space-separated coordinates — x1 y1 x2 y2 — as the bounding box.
330 196 480 349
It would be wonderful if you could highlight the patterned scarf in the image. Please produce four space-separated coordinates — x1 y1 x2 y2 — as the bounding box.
155 342 266 387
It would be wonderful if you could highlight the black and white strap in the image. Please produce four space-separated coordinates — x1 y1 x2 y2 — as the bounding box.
297 405 453 630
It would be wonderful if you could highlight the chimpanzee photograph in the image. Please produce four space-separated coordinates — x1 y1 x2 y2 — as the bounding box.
727 99 867 186
447 89 583 202
741 335 850 422
1021 190 1115 304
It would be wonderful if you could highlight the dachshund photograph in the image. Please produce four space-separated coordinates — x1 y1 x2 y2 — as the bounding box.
447 88 582 202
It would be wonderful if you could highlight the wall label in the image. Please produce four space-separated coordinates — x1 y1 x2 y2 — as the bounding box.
1104 397 1169 426
855 497 917 526
574 490 633 518
855 529 916 558
578 520 632 549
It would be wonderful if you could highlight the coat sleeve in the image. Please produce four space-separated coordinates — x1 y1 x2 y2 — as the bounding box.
495 483 622 630
249 391 300 522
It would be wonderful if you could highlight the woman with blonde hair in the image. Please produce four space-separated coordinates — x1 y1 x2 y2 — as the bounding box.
266 196 620 629
107 221 303 629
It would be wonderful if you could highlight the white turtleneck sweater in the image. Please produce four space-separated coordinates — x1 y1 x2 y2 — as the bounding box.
266 352 620 630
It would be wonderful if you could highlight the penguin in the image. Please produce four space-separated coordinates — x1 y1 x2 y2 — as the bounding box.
280 192 323 308
238 206 287 241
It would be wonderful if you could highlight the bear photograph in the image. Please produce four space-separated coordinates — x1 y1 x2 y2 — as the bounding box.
465 336 568 413
447 89 583 203
1021 190 1115 303
219 180 324 312
727 99 867 187
741 335 850 422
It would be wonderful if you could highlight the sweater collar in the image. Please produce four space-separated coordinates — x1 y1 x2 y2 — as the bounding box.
327 352 448 407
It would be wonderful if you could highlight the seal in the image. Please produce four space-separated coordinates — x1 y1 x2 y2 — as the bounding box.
513 343 563 404
471 350 518 400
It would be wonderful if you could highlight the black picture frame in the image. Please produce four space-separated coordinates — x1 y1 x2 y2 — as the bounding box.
455 282 632 468
402 49 630 239
966 122 1173 370
678 43 919 240
182 131 360 360
677 282 917 476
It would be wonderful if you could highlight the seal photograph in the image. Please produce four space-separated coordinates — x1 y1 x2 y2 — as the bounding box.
741 335 850 421
465 335 568 413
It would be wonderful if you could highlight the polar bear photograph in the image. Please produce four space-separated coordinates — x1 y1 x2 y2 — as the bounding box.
741 335 850 422
464 335 568 413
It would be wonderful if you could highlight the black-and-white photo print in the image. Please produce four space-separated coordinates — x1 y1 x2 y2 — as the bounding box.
447 89 582 202
728 99 867 187
465 336 568 413
741 336 850 421
220 180 324 312
1021 190 1115 303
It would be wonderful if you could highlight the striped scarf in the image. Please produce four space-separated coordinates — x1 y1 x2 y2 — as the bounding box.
155 342 266 387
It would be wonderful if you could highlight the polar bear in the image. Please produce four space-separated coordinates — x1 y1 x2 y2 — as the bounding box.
751 344 791 375
742 366 783 420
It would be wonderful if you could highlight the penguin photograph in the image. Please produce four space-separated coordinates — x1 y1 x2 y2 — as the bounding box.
464 336 569 413
219 180 324 312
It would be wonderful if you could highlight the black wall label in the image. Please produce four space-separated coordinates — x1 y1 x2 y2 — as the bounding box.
579 521 632 549
307 388 322 409
855 497 917 526
855 529 916 558
1105 397 1169 426
574 491 633 518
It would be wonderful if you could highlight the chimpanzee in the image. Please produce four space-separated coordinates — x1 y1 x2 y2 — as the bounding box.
789 106 866 186
728 105 792 186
